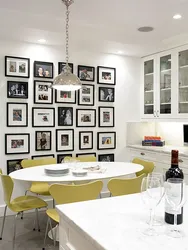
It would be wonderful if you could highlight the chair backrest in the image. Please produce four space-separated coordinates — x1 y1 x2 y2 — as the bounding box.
21 158 56 168
132 158 154 177
107 174 146 197
63 156 96 163
0 174 14 206
0 169 2 174
49 181 103 205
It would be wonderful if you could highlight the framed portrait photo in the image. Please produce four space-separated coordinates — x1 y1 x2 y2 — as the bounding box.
99 107 114 127
7 102 28 127
7 81 28 99
32 108 55 127
78 84 95 106
5 56 30 78
34 61 53 79
76 109 96 127
56 129 74 152
5 133 30 155
97 132 116 150
7 159 26 174
79 131 93 150
98 154 114 162
76 152 96 157
58 62 73 74
34 81 53 104
99 87 114 102
57 154 72 163
97 66 116 85
58 107 73 126
31 154 55 160
35 131 51 151
78 65 95 82
55 90 76 104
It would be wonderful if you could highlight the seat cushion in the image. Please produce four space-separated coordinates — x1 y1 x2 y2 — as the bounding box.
10 195 47 213
29 182 50 196
46 209 59 223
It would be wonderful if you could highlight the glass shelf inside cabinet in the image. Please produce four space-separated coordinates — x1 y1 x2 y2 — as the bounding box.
179 50 188 113
160 55 171 114
144 60 154 114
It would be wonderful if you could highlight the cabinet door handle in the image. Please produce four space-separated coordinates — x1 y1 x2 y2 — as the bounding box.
179 159 183 163
153 111 156 117
140 152 145 156
157 110 159 117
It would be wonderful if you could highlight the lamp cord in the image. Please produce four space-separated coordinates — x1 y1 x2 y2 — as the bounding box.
66 5 69 65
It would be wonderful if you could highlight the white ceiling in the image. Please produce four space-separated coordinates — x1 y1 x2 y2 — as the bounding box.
1 0 188 57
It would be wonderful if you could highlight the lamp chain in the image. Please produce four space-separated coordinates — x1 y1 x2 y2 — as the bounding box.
66 5 69 65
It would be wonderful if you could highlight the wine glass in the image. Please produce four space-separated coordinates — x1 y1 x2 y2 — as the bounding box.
141 176 163 236
165 178 186 238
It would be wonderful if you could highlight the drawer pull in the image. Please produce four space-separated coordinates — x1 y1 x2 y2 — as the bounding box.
179 159 183 163
140 152 145 156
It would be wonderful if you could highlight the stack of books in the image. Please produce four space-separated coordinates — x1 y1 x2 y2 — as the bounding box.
142 136 165 147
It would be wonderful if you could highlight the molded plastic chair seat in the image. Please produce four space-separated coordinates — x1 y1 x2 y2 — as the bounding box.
132 158 154 177
46 209 59 223
29 182 50 196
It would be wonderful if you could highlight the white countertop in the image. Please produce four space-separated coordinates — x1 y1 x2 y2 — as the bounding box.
57 193 188 250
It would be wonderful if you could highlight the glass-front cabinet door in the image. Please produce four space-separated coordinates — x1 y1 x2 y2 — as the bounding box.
144 59 154 116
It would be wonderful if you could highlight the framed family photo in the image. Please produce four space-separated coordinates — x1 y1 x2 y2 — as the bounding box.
58 62 73 74
99 107 114 127
58 107 73 126
98 154 114 162
57 154 72 163
34 61 53 79
5 56 30 78
32 108 55 127
79 131 93 150
5 133 30 155
7 103 28 127
76 152 96 157
7 81 28 99
78 84 95 106
31 154 55 160
34 81 53 104
78 65 95 82
99 87 114 102
35 131 51 151
76 109 96 127
97 66 116 85
97 132 116 150
56 129 74 152
7 159 25 174
55 90 76 104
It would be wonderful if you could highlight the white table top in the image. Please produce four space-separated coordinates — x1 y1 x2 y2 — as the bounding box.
57 192 188 250
9 162 143 183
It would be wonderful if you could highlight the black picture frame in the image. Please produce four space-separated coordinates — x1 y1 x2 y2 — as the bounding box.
32 107 55 127
5 133 30 155
55 89 76 104
97 132 116 150
35 131 52 151
34 61 54 79
98 87 115 102
76 152 96 157
98 154 114 162
34 80 53 104
7 159 26 174
56 129 74 152
77 65 95 82
76 109 96 127
78 84 95 106
97 66 116 85
98 106 115 127
58 62 74 74
31 154 55 159
58 107 73 126
57 154 73 163
5 56 30 78
79 131 93 150
7 102 28 127
7 81 28 99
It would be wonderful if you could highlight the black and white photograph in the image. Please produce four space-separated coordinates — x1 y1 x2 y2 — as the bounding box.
79 131 93 150
78 65 95 82
35 131 51 151
97 66 116 85
97 132 116 150
5 133 30 154
76 109 96 127
99 87 114 102
58 62 74 74
32 108 55 127
99 107 114 127
78 84 95 106
7 103 28 127
57 154 72 163
34 81 53 104
5 56 30 78
98 154 114 162
56 129 74 152
7 81 28 99
76 153 96 157
58 107 73 126
7 159 25 174
34 61 53 79
32 154 55 160
55 89 76 104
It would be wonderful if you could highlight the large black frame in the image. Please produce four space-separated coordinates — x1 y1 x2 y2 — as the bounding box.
5 133 30 155
7 102 28 127
76 109 96 127
34 61 54 79
97 66 116 85
97 131 116 150
5 56 30 78
35 131 52 151
77 65 95 82
79 131 93 150
56 129 74 152
98 106 115 128
7 81 28 99
32 107 55 127
78 84 95 106
34 80 53 104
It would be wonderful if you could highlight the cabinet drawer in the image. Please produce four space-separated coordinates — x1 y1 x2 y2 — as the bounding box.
130 149 157 161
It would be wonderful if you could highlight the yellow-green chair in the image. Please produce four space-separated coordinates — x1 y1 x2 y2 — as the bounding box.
0 174 47 249
132 158 154 177
63 155 96 163
43 181 103 248
107 174 146 197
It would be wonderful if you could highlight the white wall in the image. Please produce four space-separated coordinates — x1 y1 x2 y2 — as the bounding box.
0 40 141 215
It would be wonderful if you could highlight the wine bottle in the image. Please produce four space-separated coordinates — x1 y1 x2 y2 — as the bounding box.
165 150 184 224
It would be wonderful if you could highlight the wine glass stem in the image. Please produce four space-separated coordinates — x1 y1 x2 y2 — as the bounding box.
149 209 154 230
174 212 178 231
